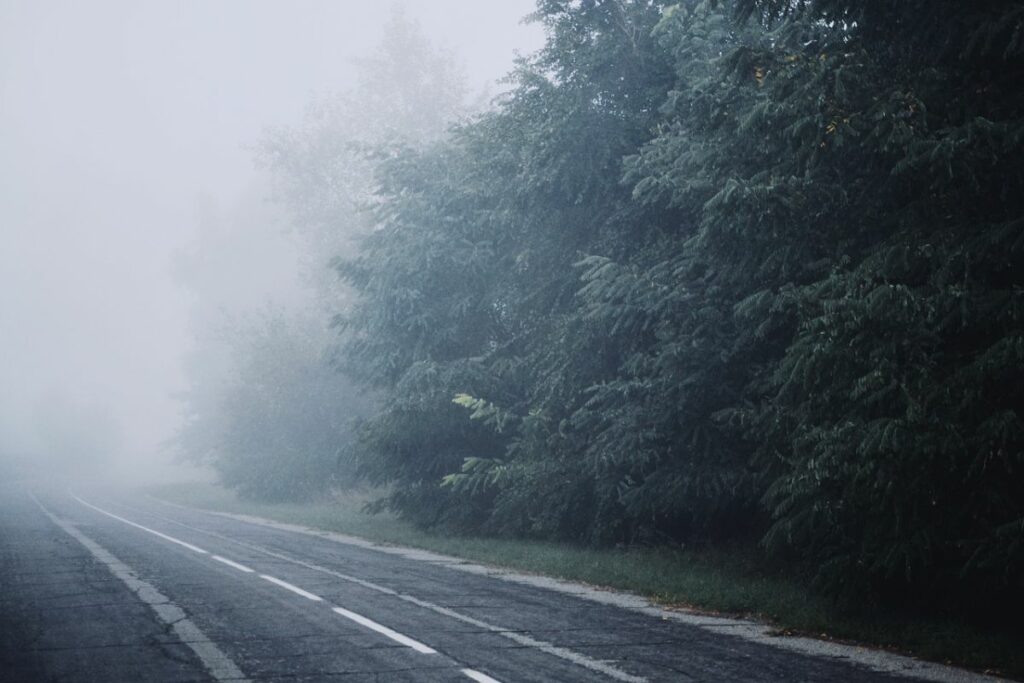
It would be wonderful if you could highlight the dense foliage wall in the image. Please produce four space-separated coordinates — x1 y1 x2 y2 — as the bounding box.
280 0 1024 609
632 0 1024 607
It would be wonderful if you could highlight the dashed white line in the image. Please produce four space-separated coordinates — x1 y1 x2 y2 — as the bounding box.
67 494 446 661
123 499 647 682
212 555 254 573
259 574 323 601
71 493 208 554
66 493 448 666
462 669 503 683
30 493 250 683
331 606 437 654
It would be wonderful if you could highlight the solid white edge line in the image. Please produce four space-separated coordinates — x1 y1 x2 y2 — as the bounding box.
28 493 250 682
70 493 208 554
169 500 1011 683
136 499 644 680
212 555 254 573
66 496 443 662
259 574 322 601
462 669 503 683
331 606 436 654
60 494 451 669
141 497 646 681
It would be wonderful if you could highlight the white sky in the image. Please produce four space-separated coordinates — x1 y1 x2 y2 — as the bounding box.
0 0 542 467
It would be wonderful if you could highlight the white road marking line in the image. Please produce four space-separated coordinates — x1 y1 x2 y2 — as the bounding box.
145 496 1009 683
259 574 322 601
127 501 645 682
212 555 254 573
399 593 645 682
330 606 436 654
462 669 503 683
29 493 250 683
67 495 444 660
67 496 440 662
70 493 208 554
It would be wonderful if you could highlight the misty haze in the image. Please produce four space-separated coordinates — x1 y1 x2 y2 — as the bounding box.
1 1 1021 682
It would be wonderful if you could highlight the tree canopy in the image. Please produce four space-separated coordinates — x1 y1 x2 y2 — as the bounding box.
334 0 1024 611
193 0 1024 614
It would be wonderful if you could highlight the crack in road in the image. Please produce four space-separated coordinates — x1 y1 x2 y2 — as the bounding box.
28 494 252 683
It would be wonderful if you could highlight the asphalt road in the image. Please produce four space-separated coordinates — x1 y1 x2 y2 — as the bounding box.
0 484 1001 682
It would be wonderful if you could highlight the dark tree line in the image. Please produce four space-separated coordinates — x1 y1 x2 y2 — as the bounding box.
188 0 1024 614
334 0 1024 612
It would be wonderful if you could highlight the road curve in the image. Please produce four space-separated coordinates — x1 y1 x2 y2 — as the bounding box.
0 483 1003 682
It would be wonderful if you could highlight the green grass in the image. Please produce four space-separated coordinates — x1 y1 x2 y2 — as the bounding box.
149 481 1023 679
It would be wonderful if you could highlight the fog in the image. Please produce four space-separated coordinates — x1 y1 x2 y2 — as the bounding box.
0 3 1017 665
0 0 541 482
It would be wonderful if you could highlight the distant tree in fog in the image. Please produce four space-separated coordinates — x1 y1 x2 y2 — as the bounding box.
175 7 470 501
201 309 369 501
258 6 470 310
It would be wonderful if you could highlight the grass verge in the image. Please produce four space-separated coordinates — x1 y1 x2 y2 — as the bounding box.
149 481 1021 679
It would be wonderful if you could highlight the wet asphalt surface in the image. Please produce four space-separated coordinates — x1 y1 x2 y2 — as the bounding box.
0 483 951 682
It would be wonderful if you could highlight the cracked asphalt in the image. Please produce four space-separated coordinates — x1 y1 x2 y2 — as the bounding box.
0 483 995 682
